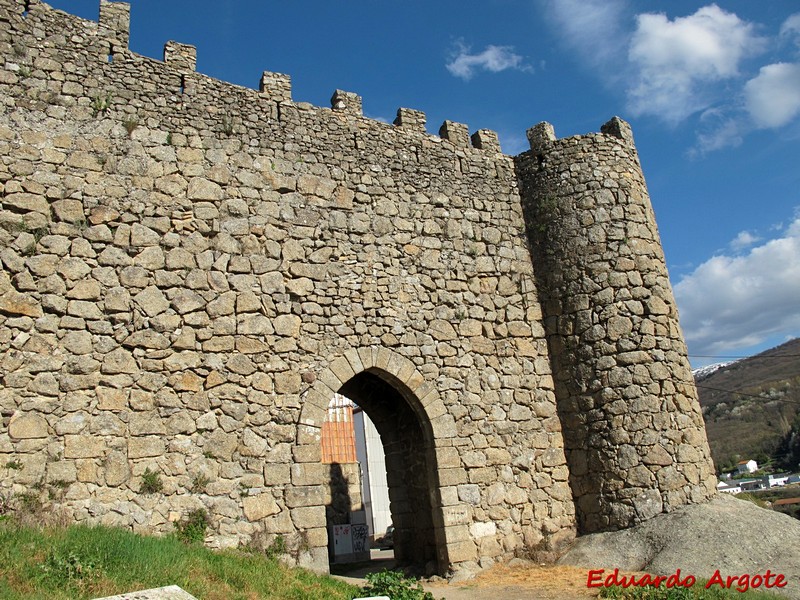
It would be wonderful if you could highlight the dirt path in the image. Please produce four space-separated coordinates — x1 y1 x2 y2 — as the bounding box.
337 563 600 600
421 565 600 600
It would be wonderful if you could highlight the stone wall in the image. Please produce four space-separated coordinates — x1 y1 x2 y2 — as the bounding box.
0 0 715 578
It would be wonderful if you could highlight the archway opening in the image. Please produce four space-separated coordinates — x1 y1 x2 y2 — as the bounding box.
325 369 440 574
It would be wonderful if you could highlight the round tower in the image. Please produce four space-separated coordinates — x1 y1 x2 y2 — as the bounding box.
515 117 717 533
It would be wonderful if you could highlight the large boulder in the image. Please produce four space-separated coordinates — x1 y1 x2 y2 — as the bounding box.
559 494 800 599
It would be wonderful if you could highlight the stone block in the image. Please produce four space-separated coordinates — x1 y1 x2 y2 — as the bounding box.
105 450 131 486
64 435 105 458
206 430 238 460
274 371 301 394
62 330 94 355
123 330 170 350
445 540 478 563
134 286 170 317
290 463 324 486
0 290 42 317
264 463 291 485
429 319 457 341
290 506 326 529
292 444 321 464
128 436 165 459
97 387 128 410
129 412 166 436
441 504 472 526
643 444 673 466
438 467 468 486
3 192 48 214
8 413 48 439
51 199 85 222
170 371 204 392
262 510 295 534
457 484 481 505
243 494 280 521
102 347 138 374
46 460 77 483
67 279 101 300
285 485 323 508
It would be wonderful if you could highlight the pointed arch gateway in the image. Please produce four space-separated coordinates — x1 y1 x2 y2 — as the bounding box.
296 347 467 575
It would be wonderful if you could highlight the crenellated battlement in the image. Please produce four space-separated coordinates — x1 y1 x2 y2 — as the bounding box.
524 116 636 157
98 0 129 46
0 0 523 154
1 0 633 158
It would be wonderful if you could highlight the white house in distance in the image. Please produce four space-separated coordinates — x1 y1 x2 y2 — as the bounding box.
740 479 766 491
736 459 758 474
717 480 743 494
764 474 790 487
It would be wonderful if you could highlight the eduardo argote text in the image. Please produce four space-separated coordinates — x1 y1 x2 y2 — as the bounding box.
587 568 788 593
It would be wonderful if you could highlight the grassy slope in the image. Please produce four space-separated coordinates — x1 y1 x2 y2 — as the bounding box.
696 338 800 472
0 520 792 600
0 521 358 600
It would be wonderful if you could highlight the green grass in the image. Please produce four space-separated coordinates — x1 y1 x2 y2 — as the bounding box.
0 520 358 600
598 579 788 599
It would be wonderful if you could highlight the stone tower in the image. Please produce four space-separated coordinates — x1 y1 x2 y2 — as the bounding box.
516 119 717 533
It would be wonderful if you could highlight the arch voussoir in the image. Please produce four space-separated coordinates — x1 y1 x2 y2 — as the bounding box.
329 356 356 384
343 348 365 374
316 368 346 396
373 346 394 372
357 347 377 370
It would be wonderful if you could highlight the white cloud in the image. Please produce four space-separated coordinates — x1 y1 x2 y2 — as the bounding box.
730 230 761 251
540 2 799 151
744 62 800 128
446 43 528 80
497 131 528 155
674 216 800 357
691 110 743 156
627 5 766 124
781 13 800 48
540 0 629 69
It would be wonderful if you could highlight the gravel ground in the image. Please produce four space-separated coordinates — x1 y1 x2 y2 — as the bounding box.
420 564 600 600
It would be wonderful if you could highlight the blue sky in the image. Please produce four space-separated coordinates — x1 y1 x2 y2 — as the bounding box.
46 0 800 367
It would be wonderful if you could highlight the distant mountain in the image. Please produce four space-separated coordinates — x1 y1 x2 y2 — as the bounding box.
693 361 736 381
694 338 800 473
